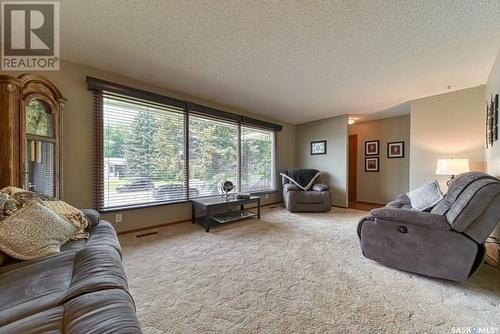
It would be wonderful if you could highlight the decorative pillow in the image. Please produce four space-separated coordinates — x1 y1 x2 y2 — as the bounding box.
0 201 77 260
407 180 444 211
42 200 90 240
11 190 39 206
312 184 329 192
0 186 25 196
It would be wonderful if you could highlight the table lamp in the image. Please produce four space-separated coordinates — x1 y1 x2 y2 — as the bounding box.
435 158 470 184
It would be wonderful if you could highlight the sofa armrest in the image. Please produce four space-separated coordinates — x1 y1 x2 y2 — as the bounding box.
283 184 300 192
312 184 329 192
82 209 100 227
370 208 450 230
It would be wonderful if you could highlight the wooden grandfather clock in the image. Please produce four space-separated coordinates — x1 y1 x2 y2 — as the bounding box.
0 74 65 198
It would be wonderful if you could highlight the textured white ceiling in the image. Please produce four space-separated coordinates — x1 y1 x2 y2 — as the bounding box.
61 1 500 124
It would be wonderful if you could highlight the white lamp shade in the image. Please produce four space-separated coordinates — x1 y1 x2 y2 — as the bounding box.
435 159 470 176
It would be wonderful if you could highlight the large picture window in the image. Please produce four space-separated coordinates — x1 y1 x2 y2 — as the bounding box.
189 115 238 198
90 78 280 211
241 126 275 192
102 95 185 209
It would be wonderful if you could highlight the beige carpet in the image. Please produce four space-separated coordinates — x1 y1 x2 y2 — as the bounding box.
119 207 500 333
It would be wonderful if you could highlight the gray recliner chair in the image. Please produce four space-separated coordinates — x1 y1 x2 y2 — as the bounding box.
357 172 500 282
281 169 331 212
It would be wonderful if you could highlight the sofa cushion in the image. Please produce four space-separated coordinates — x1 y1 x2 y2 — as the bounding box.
63 246 128 302
0 289 141 334
0 251 75 326
0 201 77 260
0 218 128 324
406 180 443 211
0 245 129 327
64 289 141 334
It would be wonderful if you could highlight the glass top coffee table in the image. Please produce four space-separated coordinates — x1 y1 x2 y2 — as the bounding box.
191 195 261 232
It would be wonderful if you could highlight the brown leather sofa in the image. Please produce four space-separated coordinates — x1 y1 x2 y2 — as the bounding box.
0 210 142 333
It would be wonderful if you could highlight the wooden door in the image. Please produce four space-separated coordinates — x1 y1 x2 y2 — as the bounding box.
348 134 357 202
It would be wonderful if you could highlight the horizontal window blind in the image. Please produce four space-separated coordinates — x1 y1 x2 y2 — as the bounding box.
100 93 186 209
241 126 275 192
89 77 281 211
189 115 238 197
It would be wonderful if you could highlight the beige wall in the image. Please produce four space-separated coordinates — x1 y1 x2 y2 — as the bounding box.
296 115 348 207
0 60 296 232
485 49 500 178
409 86 486 191
349 115 410 204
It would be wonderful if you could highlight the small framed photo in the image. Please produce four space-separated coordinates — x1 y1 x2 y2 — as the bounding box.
365 157 379 172
311 140 327 155
387 141 404 158
365 140 379 156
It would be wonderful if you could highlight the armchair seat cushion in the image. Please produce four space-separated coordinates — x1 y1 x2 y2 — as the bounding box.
296 191 328 204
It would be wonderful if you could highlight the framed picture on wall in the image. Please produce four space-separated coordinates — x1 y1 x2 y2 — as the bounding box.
387 141 404 158
365 140 379 156
365 157 379 172
310 140 327 155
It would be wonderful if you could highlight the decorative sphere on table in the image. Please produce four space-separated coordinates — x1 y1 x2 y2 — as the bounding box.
221 181 234 198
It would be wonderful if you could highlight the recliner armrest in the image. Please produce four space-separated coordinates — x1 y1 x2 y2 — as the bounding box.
283 184 300 192
370 208 450 230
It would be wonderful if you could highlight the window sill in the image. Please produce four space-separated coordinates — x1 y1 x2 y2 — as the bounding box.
98 190 279 213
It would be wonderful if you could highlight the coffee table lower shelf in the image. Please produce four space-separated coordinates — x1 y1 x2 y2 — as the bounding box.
210 209 257 224
191 196 261 232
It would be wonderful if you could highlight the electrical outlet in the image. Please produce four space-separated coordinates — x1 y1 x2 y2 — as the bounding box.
115 214 122 223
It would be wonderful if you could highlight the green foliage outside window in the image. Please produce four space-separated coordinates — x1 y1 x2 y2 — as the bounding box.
103 99 274 195
26 99 53 137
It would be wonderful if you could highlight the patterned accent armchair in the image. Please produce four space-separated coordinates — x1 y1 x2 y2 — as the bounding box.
281 169 331 212
357 172 500 282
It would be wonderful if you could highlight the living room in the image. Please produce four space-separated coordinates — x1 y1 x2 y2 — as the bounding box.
0 1 499 333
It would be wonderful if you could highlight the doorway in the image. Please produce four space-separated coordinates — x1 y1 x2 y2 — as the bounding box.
348 134 357 202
